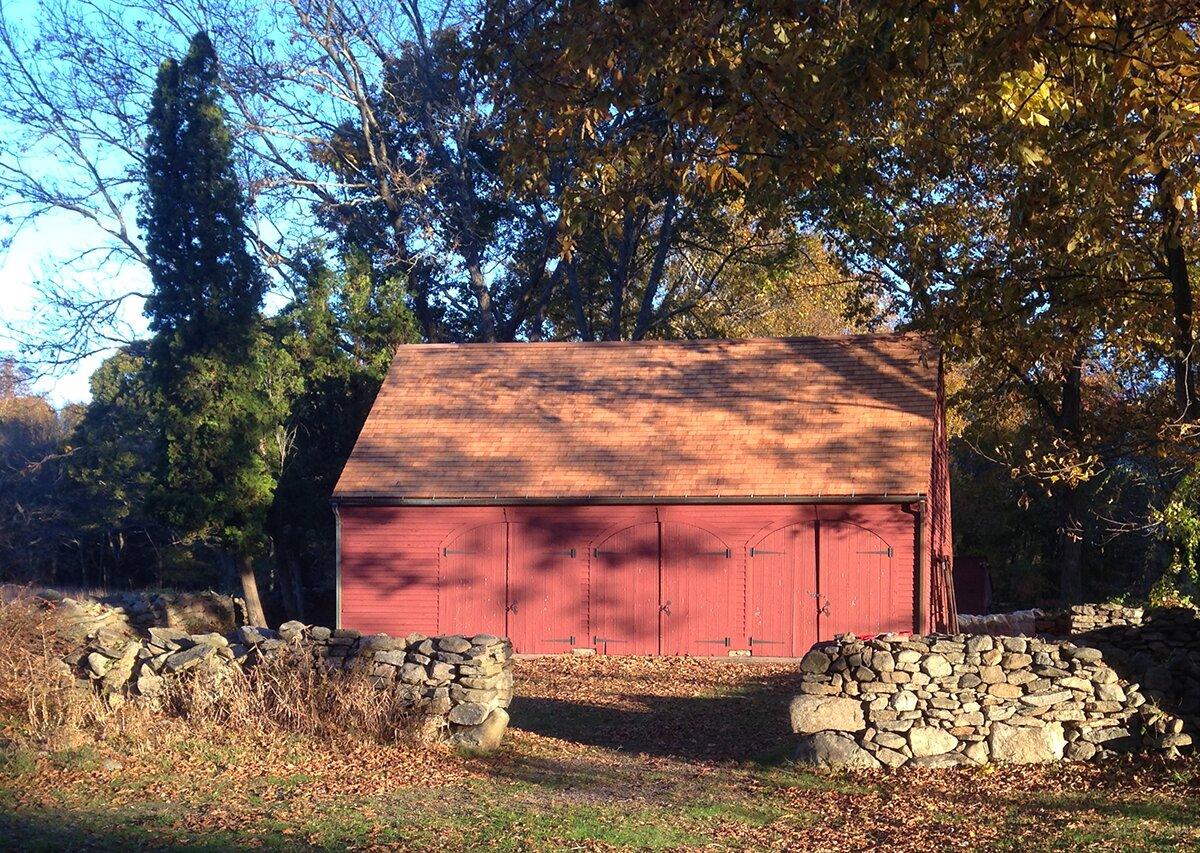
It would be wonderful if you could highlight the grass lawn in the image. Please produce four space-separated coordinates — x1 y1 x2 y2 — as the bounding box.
2 656 1199 851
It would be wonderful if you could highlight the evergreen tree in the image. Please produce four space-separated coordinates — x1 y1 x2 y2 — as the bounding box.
139 31 296 625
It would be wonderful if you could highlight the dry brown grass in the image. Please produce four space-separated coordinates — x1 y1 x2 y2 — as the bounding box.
0 595 419 754
159 648 422 744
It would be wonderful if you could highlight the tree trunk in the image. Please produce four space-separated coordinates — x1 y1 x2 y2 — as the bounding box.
466 250 498 342
1057 485 1084 604
1166 224 1196 420
1157 169 1196 419
1057 354 1085 604
278 551 305 622
238 552 268 627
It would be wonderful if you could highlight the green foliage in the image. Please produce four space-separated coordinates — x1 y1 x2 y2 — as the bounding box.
140 31 297 573
140 31 266 358
1150 472 1200 607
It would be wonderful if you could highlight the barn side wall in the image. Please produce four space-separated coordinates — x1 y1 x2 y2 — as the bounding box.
338 502 921 652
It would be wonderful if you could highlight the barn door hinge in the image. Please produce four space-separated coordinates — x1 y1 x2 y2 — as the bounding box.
857 547 894 557
545 636 576 645
748 637 784 646
698 548 732 558
697 637 731 647
749 548 784 557
593 549 620 557
443 548 478 556
551 548 577 558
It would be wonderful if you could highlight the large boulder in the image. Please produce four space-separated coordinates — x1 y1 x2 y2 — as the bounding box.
789 695 866 734
795 732 881 769
448 707 509 751
989 721 1066 764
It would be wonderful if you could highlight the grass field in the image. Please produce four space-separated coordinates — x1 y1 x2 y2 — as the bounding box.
2 656 1199 851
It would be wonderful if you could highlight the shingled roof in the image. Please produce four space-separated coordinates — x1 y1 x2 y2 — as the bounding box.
333 334 939 502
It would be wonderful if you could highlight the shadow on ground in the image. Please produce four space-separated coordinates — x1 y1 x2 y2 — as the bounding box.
507 666 806 762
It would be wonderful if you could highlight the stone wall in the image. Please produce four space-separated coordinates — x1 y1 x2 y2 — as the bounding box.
790 631 1189 770
66 620 514 750
2 585 245 642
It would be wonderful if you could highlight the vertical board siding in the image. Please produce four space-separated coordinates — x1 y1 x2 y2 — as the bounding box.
338 502 919 655
437 521 508 638
506 519 588 653
746 521 818 657
590 522 661 654
659 521 736 655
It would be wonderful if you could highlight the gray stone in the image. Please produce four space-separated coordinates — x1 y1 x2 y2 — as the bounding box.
438 636 473 654
448 701 491 726
374 650 407 666
922 655 952 677
890 690 918 712
908 726 959 757
989 721 1065 763
789 695 866 734
1066 646 1104 664
447 707 509 751
795 732 881 769
163 644 215 672
800 650 832 674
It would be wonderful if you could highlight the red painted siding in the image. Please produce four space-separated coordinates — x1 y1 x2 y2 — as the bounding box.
506 520 588 653
660 521 736 655
591 522 660 654
746 521 817 657
339 502 921 656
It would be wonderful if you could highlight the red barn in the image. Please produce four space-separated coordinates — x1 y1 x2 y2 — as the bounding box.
332 334 954 656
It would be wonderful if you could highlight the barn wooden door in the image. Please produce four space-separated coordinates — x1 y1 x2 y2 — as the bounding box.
746 522 818 657
506 520 587 654
817 521 895 640
660 521 736 655
437 522 508 637
590 522 660 654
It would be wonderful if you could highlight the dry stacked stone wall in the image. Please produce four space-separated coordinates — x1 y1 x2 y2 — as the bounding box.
790 631 1190 769
65 620 514 750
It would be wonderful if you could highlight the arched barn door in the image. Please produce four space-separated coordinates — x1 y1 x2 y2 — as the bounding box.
746 522 818 657
590 522 660 654
507 521 587 654
437 522 507 637
817 521 896 640
660 521 736 655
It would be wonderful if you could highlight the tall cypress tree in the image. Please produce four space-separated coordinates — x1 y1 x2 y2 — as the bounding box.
140 32 294 625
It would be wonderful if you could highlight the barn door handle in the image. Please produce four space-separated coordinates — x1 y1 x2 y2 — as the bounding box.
660 601 672 615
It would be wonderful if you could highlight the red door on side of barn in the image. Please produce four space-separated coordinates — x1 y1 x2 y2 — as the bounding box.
437 522 508 637
817 521 895 640
590 522 660 654
746 522 818 657
506 521 587 654
660 521 736 655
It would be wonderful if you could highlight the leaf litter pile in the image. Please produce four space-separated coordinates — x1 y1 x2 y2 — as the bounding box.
3 655 1200 850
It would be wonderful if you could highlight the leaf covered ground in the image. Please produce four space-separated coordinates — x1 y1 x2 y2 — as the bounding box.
2 656 1199 851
